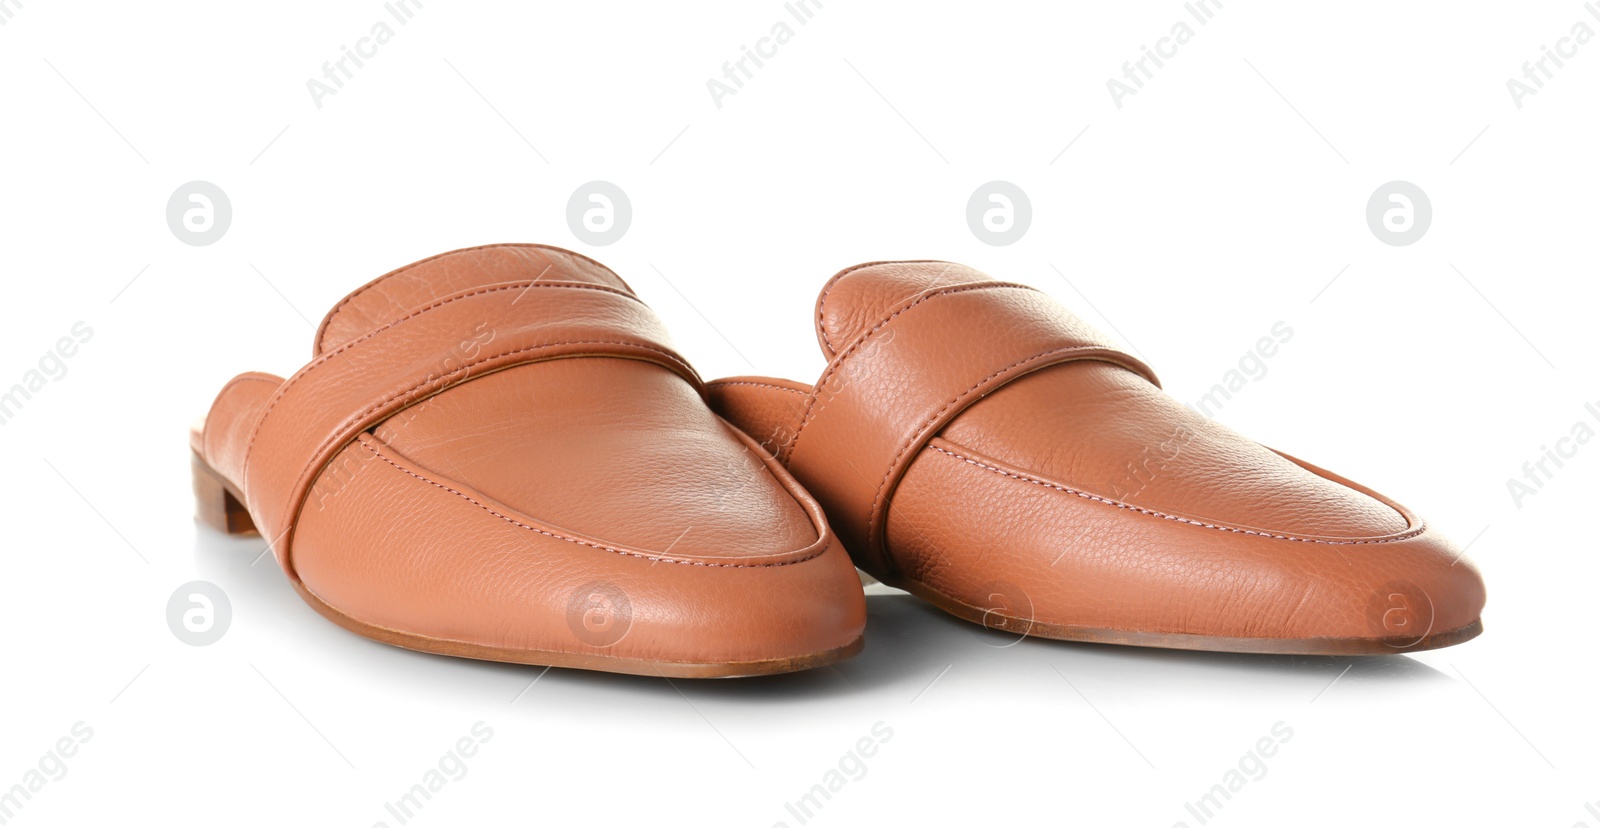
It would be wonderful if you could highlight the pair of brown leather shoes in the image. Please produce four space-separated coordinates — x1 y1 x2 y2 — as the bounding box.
192 244 1485 676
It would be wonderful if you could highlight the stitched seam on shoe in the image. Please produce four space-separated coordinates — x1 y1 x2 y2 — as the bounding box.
249 337 697 570
789 282 1035 461
314 244 633 353
297 338 693 493
817 261 902 356
706 380 808 396
357 440 824 568
926 444 1427 545
244 281 665 482
865 345 1122 544
816 260 961 356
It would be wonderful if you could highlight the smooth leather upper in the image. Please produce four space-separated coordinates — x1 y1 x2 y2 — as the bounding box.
196 244 865 664
708 261 1487 643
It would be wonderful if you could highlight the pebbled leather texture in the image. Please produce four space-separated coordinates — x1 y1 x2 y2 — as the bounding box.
194 244 865 670
707 261 1487 650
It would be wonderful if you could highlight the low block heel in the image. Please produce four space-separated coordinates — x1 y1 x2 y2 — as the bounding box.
192 452 257 535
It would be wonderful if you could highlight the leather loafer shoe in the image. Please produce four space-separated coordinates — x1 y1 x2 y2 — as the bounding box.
708 261 1486 655
191 244 866 676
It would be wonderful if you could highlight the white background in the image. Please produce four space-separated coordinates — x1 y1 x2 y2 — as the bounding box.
2 1 1597 825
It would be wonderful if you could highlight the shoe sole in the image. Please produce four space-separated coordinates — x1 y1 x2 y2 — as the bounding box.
295 578 865 677
875 571 1483 656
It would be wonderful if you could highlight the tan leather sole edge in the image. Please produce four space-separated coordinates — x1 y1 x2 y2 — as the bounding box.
292 578 866 678
875 572 1483 656
194 451 863 678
